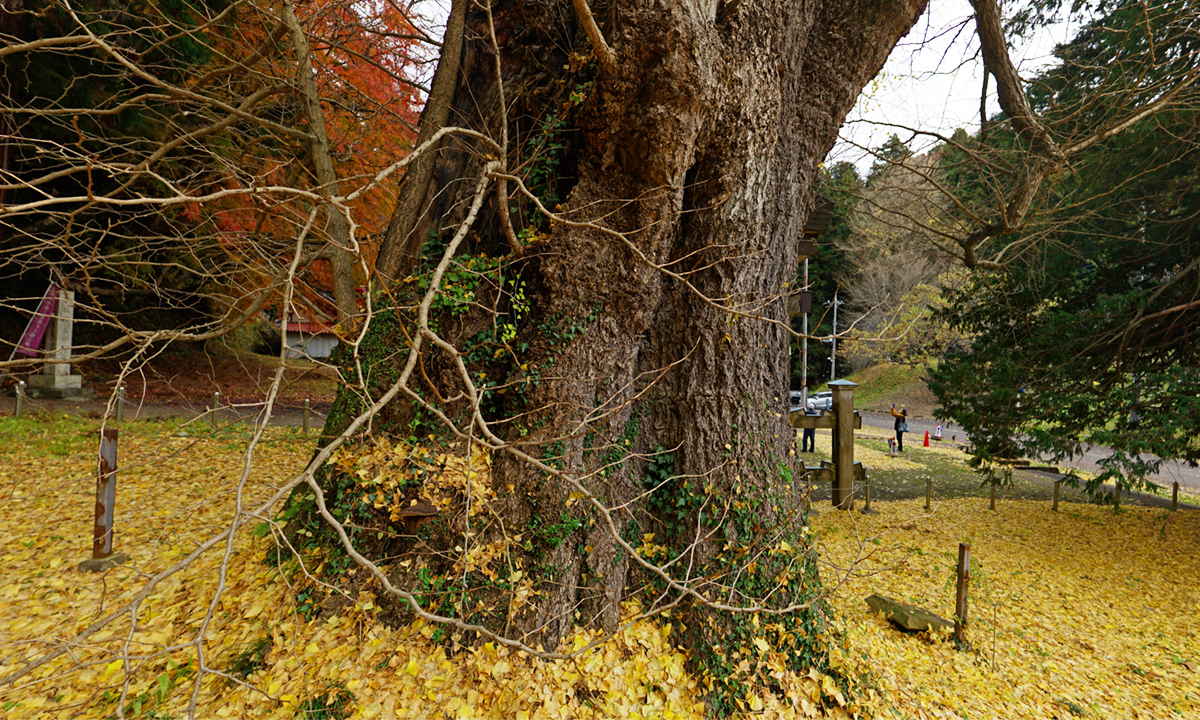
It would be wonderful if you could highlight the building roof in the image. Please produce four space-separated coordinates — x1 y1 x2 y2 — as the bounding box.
285 322 335 334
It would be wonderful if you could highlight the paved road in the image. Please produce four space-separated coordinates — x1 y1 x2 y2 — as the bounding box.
859 410 1200 490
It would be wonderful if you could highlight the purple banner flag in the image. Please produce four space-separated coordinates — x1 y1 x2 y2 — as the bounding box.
15 283 58 358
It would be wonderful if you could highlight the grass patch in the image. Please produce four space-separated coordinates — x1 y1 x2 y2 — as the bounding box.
801 431 1160 508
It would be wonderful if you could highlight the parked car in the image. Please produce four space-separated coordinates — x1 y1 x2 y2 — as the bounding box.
789 390 832 413
807 391 833 412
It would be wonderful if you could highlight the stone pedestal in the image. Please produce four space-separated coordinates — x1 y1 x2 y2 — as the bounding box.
26 289 92 399
78 552 128 573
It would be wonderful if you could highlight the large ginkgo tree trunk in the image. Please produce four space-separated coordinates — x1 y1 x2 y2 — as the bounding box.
296 0 926 709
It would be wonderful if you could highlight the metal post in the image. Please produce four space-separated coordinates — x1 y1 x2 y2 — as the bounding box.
830 290 839 380
15 380 25 418
861 472 878 515
116 386 126 425
211 391 220 431
1052 480 1060 512
925 476 931 511
1173 482 1179 512
303 398 310 434
801 259 808 405
78 429 128 571
93 429 118 558
989 484 996 511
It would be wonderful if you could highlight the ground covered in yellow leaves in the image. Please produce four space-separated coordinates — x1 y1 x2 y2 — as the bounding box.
816 498 1200 719
1 414 1197 718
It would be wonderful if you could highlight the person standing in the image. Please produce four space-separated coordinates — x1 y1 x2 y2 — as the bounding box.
891 403 908 452
801 418 816 453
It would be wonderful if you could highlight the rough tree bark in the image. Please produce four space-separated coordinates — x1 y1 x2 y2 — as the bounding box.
313 0 927 670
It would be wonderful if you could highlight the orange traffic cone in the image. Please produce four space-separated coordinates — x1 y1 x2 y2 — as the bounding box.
923 431 930 447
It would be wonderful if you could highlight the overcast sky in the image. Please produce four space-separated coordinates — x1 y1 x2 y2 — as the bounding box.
409 0 1078 174
831 0 1079 173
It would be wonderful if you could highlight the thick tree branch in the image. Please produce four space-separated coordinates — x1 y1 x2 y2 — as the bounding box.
374 0 467 284
571 0 617 76
966 0 1066 263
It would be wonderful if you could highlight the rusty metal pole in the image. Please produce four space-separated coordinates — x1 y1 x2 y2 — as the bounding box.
15 380 25 418
861 471 878 515
93 429 118 557
79 429 128 571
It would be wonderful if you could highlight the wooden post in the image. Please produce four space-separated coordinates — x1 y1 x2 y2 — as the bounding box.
829 379 858 510
1052 480 1060 512
79 429 128 571
1173 482 1179 512
954 542 971 644
15 380 25 418
989 484 996 511
925 476 931 511
303 398 311 434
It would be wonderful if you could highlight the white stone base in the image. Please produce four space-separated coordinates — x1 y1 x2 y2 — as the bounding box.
27 374 92 399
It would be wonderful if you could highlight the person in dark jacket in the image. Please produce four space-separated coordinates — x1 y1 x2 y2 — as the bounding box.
890 404 908 452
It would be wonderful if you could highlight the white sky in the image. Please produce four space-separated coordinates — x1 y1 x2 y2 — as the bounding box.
831 0 1079 173
410 0 1078 174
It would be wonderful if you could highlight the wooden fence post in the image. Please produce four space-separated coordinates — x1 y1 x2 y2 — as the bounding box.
79 429 128 571
1173 482 1179 512
955 543 971 644
829 380 858 510
1052 480 1060 512
989 484 996 511
925 476 931 511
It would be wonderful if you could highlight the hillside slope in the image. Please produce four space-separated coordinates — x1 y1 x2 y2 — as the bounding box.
830 363 939 418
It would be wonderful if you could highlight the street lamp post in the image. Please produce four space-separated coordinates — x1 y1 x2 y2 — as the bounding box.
826 291 843 380
801 259 809 405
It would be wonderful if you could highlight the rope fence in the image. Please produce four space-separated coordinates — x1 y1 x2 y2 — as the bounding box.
799 463 1191 516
